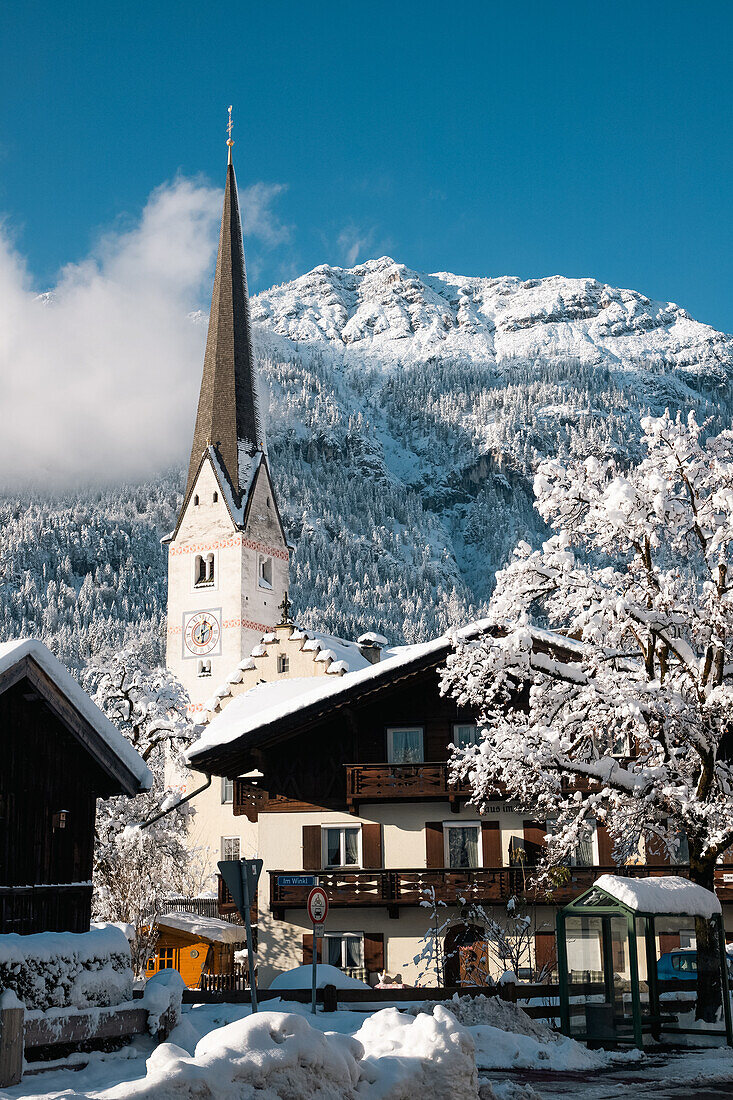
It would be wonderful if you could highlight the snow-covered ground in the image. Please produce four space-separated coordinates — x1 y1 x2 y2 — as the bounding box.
5 995 733 1100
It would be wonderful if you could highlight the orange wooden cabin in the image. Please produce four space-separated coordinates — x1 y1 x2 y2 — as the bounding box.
146 911 247 988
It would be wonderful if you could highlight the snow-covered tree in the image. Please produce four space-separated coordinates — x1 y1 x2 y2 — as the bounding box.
443 411 733 1018
84 648 203 973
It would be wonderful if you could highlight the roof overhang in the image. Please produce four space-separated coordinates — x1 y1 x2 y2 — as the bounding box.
0 644 151 797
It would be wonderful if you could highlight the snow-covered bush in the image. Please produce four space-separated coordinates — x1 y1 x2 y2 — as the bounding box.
0 924 132 1011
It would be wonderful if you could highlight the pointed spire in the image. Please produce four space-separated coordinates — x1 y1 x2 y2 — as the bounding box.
185 110 264 500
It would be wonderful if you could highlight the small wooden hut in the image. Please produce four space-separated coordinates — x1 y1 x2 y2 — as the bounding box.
147 911 247 987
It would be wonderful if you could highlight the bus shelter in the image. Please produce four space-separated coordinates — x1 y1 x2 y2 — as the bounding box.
556 875 732 1049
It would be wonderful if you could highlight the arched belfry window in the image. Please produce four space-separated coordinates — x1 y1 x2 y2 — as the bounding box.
195 552 215 588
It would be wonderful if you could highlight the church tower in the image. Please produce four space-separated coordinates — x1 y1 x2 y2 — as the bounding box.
165 118 289 713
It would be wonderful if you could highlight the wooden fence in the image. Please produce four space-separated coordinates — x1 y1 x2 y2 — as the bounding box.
0 999 178 1088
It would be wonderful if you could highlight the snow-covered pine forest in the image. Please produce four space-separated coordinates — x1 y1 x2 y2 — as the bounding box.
2 256 733 672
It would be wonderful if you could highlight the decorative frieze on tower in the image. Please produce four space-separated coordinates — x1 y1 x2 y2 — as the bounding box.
165 116 289 713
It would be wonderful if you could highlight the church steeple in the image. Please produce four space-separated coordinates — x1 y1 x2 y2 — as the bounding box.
186 117 264 500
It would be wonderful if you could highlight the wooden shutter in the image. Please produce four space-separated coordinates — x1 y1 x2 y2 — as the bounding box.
302 825 321 870
522 820 545 863
362 823 383 868
425 821 444 868
481 821 501 866
364 932 384 975
534 931 556 978
302 934 321 964
596 824 614 866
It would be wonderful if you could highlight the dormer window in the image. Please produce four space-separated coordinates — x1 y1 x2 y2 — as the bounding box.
195 553 215 588
213 491 218 503
258 555 273 589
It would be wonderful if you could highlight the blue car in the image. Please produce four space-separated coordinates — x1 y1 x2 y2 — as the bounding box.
657 949 733 982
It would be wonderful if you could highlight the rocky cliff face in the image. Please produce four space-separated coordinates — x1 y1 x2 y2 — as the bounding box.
253 256 732 382
246 258 733 640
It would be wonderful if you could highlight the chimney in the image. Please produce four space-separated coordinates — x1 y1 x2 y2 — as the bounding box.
357 632 388 665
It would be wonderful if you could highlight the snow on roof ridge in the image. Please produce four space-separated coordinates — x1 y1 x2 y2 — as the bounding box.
0 639 152 791
594 874 721 918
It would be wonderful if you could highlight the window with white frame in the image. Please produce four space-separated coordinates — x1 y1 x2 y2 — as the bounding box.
323 932 364 971
258 555 273 589
221 778 234 804
221 836 240 861
387 726 424 764
277 653 289 674
453 723 480 749
323 825 361 868
444 822 481 869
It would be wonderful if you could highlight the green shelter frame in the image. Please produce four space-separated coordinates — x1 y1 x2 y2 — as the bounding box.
556 878 732 1050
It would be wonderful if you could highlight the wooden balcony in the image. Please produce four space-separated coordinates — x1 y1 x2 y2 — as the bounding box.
345 763 474 812
0 883 93 934
270 864 725 919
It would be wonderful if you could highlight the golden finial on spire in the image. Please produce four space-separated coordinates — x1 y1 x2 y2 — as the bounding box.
227 105 234 165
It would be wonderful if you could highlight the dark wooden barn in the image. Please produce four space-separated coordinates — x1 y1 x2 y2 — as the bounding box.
0 639 151 934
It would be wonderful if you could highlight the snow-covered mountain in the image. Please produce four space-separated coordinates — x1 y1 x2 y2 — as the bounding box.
3 257 733 669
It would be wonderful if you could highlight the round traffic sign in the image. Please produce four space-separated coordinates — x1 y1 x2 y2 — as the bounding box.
307 886 328 925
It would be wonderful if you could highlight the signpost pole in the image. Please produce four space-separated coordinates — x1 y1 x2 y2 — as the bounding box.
241 865 258 1014
311 923 318 1015
218 859 262 1015
306 887 328 1016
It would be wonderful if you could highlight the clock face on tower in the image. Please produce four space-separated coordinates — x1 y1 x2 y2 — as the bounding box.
183 609 222 658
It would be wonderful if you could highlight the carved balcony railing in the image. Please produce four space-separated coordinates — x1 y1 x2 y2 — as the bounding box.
345 763 474 811
270 864 722 919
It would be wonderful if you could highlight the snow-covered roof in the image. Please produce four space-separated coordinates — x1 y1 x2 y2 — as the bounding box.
187 632 460 765
593 875 721 918
0 639 152 794
154 910 248 944
187 616 583 769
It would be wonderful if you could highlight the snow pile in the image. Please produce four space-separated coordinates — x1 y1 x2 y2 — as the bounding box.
105 1011 362 1099
469 1024 639 1073
140 969 185 1035
0 924 132 1010
407 993 560 1042
103 1007 479 1100
594 874 721 917
355 1005 479 1100
268 962 370 991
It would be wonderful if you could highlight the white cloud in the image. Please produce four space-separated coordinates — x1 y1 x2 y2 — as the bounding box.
337 224 375 266
0 175 289 489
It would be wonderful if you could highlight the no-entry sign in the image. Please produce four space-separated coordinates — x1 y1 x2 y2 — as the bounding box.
307 886 329 925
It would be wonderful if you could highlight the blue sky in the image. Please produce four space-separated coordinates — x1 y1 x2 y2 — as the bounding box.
2 0 733 331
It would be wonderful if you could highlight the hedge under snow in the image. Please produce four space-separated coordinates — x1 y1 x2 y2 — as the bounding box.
0 924 132 1011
